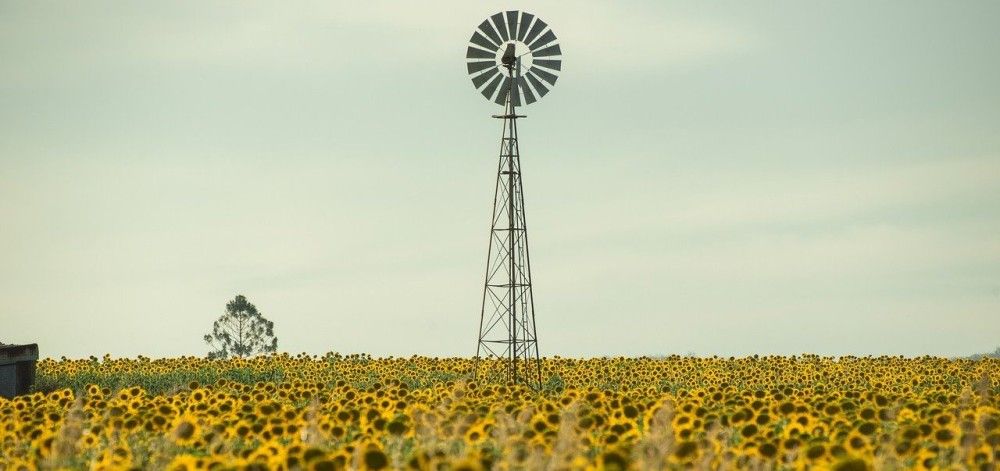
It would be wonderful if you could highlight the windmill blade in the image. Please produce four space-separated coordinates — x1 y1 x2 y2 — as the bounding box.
505 11 518 43
491 13 509 42
481 74 504 100
521 78 537 104
466 46 495 60
517 13 534 41
472 68 500 88
523 19 547 45
533 59 561 71
470 31 498 52
467 60 496 75
494 77 512 105
477 20 502 48
528 30 557 50
525 72 549 97
532 43 561 58
529 66 558 86
510 77 522 107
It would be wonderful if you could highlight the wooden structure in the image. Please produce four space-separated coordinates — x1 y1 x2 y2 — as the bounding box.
0 343 38 398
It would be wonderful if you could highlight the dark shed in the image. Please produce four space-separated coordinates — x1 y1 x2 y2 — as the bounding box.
0 343 38 398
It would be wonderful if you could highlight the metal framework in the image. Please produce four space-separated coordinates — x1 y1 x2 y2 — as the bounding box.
474 60 542 389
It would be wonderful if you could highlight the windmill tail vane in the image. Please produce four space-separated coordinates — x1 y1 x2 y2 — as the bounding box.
466 11 561 390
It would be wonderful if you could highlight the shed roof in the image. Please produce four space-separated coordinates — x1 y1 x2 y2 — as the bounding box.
0 343 38 365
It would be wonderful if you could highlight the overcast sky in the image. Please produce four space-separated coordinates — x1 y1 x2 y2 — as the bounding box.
1 1 998 359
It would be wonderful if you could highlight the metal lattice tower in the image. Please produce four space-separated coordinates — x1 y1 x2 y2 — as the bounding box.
465 11 561 389
474 69 541 388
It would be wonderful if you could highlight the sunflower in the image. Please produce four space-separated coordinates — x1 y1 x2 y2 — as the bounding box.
32 430 56 459
896 408 918 423
362 447 389 470
165 454 200 471
78 431 100 449
464 423 488 444
844 430 871 453
831 457 870 471
932 425 959 447
171 414 201 446
599 450 629 471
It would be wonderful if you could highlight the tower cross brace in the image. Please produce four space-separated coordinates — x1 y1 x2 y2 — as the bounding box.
474 59 542 390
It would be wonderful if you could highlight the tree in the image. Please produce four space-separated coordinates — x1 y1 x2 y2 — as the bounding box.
204 295 278 359
969 346 1000 360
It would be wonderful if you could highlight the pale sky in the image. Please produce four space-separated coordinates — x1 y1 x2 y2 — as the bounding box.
1 1 998 359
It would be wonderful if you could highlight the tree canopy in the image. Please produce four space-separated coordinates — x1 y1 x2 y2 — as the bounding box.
204 295 278 359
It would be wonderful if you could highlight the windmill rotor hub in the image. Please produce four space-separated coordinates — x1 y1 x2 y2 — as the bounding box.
497 41 534 75
501 43 517 67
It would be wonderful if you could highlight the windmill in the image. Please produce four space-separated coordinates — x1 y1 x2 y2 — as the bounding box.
465 11 561 389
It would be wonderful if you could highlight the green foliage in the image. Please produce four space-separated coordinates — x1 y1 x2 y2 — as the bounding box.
33 365 284 395
543 374 565 393
204 295 278 359
396 371 463 390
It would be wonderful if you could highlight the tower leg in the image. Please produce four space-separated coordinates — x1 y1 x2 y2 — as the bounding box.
474 63 541 390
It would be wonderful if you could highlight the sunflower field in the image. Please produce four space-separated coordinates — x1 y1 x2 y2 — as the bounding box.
1 354 998 470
